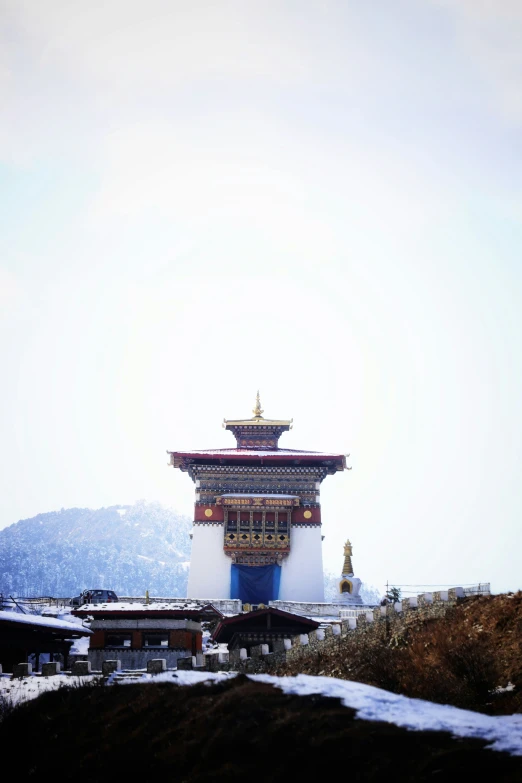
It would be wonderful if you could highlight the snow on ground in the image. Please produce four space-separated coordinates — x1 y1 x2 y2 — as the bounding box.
0 673 100 707
1 669 521 756
3 604 521 756
254 673 522 757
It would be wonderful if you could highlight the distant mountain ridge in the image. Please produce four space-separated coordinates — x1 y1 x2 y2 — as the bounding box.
0 501 192 598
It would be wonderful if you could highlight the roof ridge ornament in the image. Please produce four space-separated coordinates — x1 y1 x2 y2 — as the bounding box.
222 396 293 449
253 390 264 419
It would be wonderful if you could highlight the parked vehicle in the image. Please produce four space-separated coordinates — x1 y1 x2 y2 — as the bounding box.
70 589 118 607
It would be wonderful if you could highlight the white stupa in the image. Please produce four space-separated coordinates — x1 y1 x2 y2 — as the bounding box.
332 539 363 605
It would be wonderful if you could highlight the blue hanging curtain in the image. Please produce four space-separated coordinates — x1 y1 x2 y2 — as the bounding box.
230 564 281 604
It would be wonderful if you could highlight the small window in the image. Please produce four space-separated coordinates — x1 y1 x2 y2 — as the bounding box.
106 633 132 648
143 633 169 648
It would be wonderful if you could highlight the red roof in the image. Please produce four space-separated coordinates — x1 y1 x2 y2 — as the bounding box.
171 448 343 457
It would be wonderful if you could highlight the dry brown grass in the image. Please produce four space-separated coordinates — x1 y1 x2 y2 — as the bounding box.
271 593 522 715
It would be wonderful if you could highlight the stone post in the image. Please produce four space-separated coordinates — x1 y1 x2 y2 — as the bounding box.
42 662 61 676
13 663 32 678
448 587 465 600
147 659 167 674
102 660 121 676
72 661 91 675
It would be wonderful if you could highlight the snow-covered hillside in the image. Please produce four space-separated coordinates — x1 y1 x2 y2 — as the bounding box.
0 501 192 598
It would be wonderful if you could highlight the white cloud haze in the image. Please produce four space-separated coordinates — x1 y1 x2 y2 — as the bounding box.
1 1 521 595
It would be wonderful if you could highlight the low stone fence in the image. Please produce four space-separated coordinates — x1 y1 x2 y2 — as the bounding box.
463 583 490 596
7 657 180 678
9 660 95 678
268 600 370 618
5 587 476 680
189 587 468 675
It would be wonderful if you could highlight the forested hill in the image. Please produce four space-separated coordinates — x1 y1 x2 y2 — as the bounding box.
0 501 192 598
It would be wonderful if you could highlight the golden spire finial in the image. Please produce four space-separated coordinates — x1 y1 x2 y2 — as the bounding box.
342 539 354 576
252 390 264 418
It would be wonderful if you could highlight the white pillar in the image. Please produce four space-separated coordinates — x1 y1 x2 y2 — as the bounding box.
279 525 324 602
187 524 231 599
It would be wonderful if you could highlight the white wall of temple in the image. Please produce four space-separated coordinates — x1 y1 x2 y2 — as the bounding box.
187 524 231 599
279 526 325 602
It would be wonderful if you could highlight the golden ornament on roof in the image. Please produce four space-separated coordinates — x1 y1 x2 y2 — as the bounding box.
253 390 264 418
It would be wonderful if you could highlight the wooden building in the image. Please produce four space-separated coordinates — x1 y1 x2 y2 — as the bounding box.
72 602 222 670
0 609 92 673
211 606 320 654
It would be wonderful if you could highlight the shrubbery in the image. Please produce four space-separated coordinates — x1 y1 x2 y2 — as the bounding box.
273 593 522 715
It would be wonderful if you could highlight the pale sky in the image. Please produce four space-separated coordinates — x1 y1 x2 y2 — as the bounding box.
1 1 522 595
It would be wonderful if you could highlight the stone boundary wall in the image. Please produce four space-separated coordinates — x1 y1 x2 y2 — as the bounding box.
4 587 473 679
201 587 468 675
269 600 370 618
88 649 189 671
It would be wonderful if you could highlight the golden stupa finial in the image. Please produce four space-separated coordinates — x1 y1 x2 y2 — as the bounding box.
342 539 354 576
252 390 264 418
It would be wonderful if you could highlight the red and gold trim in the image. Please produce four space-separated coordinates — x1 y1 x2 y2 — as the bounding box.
194 504 224 522
292 507 321 524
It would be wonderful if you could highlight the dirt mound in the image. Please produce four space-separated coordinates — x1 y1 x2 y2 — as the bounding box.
272 592 522 715
1 675 521 782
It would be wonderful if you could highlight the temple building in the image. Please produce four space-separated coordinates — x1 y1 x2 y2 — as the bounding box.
168 394 347 605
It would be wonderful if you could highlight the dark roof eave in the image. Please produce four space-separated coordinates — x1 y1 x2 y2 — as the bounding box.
169 452 346 471
211 607 320 641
